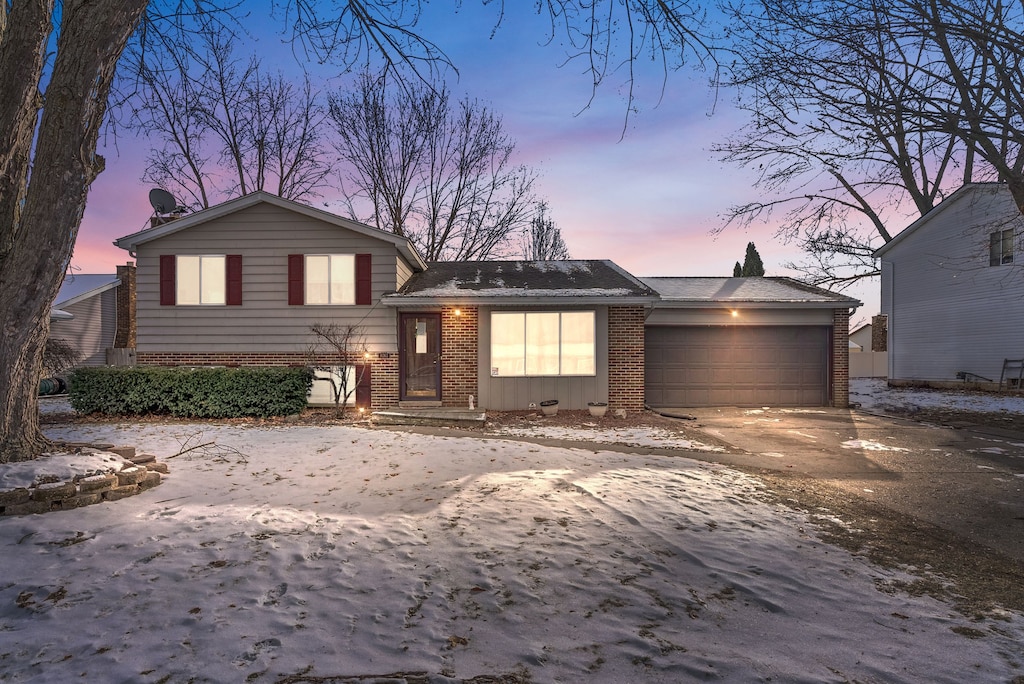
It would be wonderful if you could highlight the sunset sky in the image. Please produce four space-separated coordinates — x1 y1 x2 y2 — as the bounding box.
73 4 883 320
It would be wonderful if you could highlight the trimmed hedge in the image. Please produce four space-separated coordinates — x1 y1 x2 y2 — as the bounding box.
68 366 314 418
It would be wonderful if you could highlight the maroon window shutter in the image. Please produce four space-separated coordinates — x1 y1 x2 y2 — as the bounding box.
355 253 372 305
355 364 371 408
288 254 304 305
226 255 243 305
159 255 176 306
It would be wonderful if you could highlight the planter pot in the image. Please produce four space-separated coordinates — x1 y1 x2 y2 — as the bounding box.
539 399 559 416
587 402 608 418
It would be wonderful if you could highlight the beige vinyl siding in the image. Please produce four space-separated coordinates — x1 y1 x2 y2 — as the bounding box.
476 305 609 410
396 256 415 290
880 186 1024 383
50 289 117 367
646 308 835 326
134 203 401 353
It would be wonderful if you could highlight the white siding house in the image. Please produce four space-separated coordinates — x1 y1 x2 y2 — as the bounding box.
874 183 1024 386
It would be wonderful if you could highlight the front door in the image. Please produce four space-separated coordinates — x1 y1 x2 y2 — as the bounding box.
399 313 441 401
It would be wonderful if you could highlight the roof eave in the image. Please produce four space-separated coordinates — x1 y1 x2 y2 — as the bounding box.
380 294 659 307
55 279 121 308
654 299 861 309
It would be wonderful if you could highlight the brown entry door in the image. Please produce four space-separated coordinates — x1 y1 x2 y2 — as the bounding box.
400 313 441 401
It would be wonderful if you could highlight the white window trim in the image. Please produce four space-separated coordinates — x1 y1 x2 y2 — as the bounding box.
990 229 1015 267
305 254 356 305
490 311 596 377
177 255 226 306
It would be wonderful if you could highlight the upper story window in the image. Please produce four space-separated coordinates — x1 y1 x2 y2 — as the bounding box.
990 229 1014 266
305 254 355 305
491 311 596 377
288 253 373 306
160 254 242 306
177 255 225 305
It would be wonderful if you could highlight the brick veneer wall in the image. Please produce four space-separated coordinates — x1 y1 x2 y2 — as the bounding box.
871 314 888 352
607 305 646 412
832 308 851 408
114 262 136 348
135 352 399 409
440 305 478 408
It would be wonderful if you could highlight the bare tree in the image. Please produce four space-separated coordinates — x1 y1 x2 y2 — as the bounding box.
524 201 571 260
132 27 333 209
330 75 537 261
306 322 368 416
714 0 1024 289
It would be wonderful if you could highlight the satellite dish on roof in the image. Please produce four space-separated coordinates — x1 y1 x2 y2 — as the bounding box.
149 188 184 215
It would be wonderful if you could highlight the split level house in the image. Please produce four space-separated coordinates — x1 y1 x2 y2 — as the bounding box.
874 182 1024 388
114 192 860 411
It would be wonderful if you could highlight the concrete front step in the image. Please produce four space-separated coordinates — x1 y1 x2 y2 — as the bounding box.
372 408 487 428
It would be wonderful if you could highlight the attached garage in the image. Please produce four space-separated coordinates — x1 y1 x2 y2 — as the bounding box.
640 277 861 408
645 325 830 407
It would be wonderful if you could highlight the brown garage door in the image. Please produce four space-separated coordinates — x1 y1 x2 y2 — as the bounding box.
645 326 830 407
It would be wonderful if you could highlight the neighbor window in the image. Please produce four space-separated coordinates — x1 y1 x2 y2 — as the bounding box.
490 311 595 376
177 255 225 305
305 254 355 304
990 229 1014 266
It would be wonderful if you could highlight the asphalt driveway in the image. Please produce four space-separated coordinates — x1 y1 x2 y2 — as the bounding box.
673 406 1024 564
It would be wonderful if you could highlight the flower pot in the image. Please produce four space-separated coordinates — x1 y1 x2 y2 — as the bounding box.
539 399 559 416
587 401 608 418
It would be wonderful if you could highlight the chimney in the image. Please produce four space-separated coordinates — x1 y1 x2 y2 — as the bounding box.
871 314 888 352
114 261 137 348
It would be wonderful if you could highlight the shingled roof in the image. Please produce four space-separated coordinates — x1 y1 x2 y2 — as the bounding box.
382 260 658 305
640 277 861 309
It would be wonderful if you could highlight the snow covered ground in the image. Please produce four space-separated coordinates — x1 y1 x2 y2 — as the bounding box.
1 383 1022 682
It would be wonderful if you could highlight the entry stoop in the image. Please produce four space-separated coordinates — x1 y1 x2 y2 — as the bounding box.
372 407 487 428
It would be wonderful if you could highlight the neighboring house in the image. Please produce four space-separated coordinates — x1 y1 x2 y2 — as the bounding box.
874 183 1024 387
849 323 872 352
847 321 888 379
640 277 859 407
115 192 859 410
49 265 135 367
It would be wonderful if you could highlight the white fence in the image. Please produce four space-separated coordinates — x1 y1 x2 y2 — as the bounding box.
850 351 887 378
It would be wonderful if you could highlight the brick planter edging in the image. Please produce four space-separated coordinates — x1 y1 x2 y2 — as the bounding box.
0 444 168 516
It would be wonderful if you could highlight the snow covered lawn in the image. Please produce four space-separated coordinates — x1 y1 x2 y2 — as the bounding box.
0 417 1020 683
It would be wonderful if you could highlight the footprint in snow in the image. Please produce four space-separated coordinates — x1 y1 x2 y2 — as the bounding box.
259 583 288 606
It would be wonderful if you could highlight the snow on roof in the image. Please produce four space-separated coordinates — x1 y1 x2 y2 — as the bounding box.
640 276 860 305
394 260 657 300
54 274 120 307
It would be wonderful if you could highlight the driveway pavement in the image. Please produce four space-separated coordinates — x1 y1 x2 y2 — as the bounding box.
672 406 1024 563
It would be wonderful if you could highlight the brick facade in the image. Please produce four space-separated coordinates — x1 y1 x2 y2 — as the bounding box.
832 308 851 408
114 262 136 348
871 314 888 352
136 351 399 409
607 305 646 412
440 305 478 408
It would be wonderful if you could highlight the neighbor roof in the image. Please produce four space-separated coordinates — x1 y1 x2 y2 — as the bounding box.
873 183 1012 259
54 274 120 308
641 277 861 309
382 260 659 306
113 191 427 271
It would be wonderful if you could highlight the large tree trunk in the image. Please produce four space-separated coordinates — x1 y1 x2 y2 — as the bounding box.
0 0 148 463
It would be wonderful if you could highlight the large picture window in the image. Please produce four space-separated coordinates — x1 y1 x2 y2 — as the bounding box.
306 254 355 304
491 311 595 376
177 255 225 305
